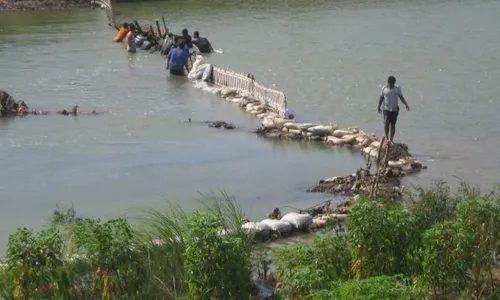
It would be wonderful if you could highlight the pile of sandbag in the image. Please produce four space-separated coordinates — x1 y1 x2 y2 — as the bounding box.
280 212 313 231
242 222 271 238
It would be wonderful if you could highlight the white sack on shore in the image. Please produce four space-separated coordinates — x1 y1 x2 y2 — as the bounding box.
288 129 302 135
333 129 352 138
242 222 271 237
307 125 335 135
326 136 348 146
281 212 313 230
260 219 292 234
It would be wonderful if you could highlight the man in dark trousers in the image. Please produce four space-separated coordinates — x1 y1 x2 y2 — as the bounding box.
377 76 410 142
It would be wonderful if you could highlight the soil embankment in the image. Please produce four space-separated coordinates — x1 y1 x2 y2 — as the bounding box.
0 0 91 12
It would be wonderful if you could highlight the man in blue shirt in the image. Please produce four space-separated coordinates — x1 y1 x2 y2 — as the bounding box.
167 42 189 76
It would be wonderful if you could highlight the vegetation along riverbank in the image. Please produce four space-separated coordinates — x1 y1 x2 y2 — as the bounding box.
2 181 500 299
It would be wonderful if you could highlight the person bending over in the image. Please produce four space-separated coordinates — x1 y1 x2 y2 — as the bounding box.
167 42 189 76
192 31 214 54
377 75 410 142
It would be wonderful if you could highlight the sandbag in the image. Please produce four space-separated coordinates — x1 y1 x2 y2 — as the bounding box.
281 213 313 230
299 123 317 130
326 136 347 146
256 113 268 118
187 57 205 80
273 118 292 128
242 222 271 237
262 118 276 129
307 125 335 136
348 127 359 134
342 134 359 144
363 147 374 154
369 148 379 158
283 122 301 130
370 141 381 148
333 129 352 138
201 64 213 82
227 97 242 103
288 129 302 135
260 219 292 234
388 160 403 167
221 88 238 98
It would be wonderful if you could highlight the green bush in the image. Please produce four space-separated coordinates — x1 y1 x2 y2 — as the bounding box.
347 199 419 278
273 233 351 295
184 211 252 300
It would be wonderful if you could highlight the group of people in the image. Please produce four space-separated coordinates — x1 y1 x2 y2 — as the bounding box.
112 22 214 77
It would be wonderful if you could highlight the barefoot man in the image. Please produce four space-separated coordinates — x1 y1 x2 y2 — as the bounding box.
377 76 410 142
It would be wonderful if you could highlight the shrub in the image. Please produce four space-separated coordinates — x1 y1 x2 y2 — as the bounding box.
184 211 252 299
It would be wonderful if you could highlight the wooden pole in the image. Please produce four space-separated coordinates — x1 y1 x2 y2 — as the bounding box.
162 16 167 32
155 19 162 37
150 25 155 37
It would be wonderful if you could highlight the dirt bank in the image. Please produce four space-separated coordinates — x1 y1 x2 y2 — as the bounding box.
0 0 91 12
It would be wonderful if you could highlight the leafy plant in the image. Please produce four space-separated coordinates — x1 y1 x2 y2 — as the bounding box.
422 220 473 299
5 227 70 299
184 211 252 300
74 218 145 300
273 233 351 296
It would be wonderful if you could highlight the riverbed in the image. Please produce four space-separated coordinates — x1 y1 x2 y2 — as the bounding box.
1 0 499 252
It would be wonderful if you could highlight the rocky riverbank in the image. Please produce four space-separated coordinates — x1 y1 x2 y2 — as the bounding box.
0 0 91 12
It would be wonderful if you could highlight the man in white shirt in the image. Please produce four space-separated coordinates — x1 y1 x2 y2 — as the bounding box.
377 76 410 142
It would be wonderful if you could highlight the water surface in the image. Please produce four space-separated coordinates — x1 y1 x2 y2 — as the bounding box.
1 0 500 250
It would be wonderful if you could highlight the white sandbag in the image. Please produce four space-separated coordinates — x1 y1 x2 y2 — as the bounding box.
309 135 323 141
211 88 222 95
274 118 292 128
283 122 301 130
256 113 268 118
326 136 347 146
262 118 276 129
333 129 352 138
281 213 313 230
201 64 213 82
187 57 205 80
342 134 359 144
369 148 379 158
282 127 289 133
388 160 403 167
246 104 264 112
288 129 302 135
250 108 265 115
260 219 292 234
370 141 381 148
307 125 335 136
242 222 271 237
348 127 359 134
363 147 374 154
298 123 317 130
227 97 242 103
360 138 373 147
221 88 238 98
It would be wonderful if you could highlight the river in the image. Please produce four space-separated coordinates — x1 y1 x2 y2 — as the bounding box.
0 0 499 252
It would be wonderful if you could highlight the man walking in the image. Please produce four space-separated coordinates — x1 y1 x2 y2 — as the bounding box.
377 76 410 142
